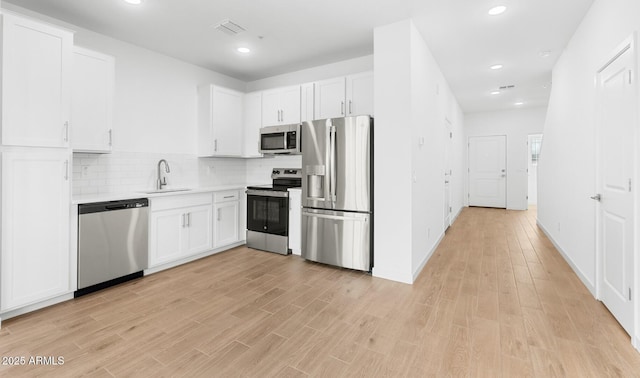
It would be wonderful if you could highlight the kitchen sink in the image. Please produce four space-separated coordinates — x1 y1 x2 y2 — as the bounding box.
139 188 192 194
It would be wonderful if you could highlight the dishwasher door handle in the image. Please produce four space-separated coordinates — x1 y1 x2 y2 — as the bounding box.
105 204 129 210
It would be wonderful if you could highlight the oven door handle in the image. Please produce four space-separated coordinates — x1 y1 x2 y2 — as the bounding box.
246 189 289 198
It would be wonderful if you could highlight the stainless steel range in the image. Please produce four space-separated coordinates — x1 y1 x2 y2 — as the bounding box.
246 168 302 255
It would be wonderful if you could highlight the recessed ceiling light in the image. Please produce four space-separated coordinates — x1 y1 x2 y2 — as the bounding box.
539 50 552 58
124 0 142 5
515 101 524 106
237 47 251 54
490 64 503 70
488 5 507 15
490 91 501 95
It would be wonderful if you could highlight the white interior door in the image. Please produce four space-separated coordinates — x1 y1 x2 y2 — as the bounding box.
527 134 543 205
444 119 453 230
595 39 636 335
468 135 507 208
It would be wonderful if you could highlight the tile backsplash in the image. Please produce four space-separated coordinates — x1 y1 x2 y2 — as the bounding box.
72 152 302 196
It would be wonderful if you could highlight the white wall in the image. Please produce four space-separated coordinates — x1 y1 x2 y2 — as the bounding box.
538 0 640 348
409 24 466 279
373 21 414 284
373 19 465 284
465 107 547 210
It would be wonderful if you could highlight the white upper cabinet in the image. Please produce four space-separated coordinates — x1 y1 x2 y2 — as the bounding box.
71 47 115 153
315 77 346 120
198 85 243 157
346 71 374 117
242 91 263 157
314 71 374 120
1 13 73 148
261 85 301 127
301 83 315 122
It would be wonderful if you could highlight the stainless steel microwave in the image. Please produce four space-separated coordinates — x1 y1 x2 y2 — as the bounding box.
259 124 301 154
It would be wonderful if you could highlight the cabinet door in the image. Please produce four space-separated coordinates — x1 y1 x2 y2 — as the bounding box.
280 85 301 124
301 83 315 122
288 189 302 255
212 86 243 156
261 89 281 127
243 92 263 157
184 205 213 256
2 13 73 148
1 149 71 311
346 71 374 117
314 77 346 120
72 47 115 153
149 209 184 267
214 202 239 247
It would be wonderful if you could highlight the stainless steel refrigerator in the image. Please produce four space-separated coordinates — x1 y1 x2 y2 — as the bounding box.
301 115 373 271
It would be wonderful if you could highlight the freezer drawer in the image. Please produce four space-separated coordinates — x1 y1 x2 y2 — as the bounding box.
301 208 371 271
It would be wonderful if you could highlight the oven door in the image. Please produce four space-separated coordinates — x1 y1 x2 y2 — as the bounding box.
246 190 289 236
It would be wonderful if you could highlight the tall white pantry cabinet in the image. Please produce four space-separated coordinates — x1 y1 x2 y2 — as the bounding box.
0 12 74 312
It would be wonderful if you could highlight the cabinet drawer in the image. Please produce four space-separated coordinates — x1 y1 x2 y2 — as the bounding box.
151 193 212 211
214 190 239 203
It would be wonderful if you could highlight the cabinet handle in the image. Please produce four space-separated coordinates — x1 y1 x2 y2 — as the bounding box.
223 195 234 199
349 100 352 114
108 129 113 146
186 213 190 227
181 213 186 228
217 209 221 221
64 160 69 181
64 122 69 142
214 139 218 152
341 101 344 115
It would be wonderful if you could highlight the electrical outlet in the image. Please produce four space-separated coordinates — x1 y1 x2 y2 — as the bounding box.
557 222 561 232
81 165 89 178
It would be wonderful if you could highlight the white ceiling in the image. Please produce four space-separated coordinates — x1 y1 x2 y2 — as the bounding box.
3 0 594 113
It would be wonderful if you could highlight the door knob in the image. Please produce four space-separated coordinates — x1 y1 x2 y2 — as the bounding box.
590 194 601 201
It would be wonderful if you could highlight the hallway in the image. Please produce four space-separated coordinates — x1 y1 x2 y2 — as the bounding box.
416 206 640 375
1 208 640 376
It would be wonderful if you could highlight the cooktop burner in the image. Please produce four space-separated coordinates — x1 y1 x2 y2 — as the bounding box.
247 168 301 192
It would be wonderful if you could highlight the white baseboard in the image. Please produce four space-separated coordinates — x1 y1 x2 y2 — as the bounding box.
0 292 74 323
145 241 245 275
537 220 596 296
451 206 463 224
412 231 445 282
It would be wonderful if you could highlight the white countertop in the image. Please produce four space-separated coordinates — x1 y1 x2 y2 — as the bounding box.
72 184 259 205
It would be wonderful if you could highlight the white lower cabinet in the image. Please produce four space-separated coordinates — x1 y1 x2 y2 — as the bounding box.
149 194 213 268
214 190 240 247
1 149 71 312
288 188 302 255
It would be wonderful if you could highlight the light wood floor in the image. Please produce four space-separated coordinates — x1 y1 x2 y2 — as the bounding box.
2 207 640 377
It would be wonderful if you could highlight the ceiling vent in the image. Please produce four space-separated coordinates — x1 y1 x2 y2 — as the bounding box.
498 84 516 90
214 19 246 35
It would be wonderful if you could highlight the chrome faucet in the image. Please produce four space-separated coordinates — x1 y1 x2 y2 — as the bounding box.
157 159 170 190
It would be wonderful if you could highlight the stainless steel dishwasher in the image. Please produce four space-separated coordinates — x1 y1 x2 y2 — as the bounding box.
76 198 149 297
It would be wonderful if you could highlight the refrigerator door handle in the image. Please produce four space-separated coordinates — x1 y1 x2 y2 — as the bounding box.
329 124 337 204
